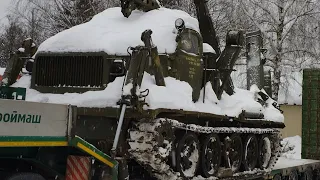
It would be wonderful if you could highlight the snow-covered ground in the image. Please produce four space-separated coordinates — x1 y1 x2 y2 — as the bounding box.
281 135 301 159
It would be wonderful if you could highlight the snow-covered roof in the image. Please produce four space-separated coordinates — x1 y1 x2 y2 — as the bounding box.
37 7 200 55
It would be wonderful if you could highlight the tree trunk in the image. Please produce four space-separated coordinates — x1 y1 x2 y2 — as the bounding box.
272 63 281 100
272 0 284 101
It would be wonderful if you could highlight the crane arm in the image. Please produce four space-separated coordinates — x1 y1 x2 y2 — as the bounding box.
193 0 221 57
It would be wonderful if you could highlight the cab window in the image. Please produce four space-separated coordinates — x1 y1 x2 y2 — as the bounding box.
179 33 200 55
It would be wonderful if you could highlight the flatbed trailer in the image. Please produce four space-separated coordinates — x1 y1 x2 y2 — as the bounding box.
263 157 320 180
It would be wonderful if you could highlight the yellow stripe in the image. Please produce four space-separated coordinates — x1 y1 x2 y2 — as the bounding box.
77 142 114 168
0 141 68 147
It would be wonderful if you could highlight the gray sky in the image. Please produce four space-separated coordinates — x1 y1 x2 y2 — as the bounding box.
0 0 12 26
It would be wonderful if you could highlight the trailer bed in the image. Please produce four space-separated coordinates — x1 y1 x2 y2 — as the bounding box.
266 157 320 179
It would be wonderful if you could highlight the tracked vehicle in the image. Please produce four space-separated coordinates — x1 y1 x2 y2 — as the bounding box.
0 0 285 179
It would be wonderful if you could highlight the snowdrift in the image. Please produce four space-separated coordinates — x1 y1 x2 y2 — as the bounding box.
12 73 284 123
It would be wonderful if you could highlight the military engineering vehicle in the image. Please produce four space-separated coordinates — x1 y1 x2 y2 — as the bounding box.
0 0 285 179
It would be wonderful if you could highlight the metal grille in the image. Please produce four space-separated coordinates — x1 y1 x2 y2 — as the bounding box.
35 56 104 87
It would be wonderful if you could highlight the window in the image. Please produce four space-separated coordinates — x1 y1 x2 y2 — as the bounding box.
180 33 200 55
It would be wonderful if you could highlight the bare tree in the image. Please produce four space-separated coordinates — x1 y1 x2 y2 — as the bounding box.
12 0 120 41
0 15 26 67
240 0 320 100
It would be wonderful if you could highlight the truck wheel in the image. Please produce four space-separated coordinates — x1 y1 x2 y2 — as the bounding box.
6 173 46 180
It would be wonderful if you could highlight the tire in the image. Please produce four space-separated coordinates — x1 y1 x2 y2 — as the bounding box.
6 173 46 180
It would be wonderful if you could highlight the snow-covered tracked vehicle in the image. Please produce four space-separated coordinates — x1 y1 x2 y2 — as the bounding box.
0 0 285 180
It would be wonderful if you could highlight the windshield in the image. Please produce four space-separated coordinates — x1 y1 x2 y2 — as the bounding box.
179 33 200 55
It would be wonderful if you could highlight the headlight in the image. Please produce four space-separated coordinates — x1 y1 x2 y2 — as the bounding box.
175 18 185 31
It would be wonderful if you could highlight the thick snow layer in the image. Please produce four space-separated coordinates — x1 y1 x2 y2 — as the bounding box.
11 73 284 122
37 7 199 55
281 135 301 159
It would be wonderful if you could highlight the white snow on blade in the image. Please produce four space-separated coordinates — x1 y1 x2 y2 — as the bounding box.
281 135 301 159
37 7 199 55
11 72 284 122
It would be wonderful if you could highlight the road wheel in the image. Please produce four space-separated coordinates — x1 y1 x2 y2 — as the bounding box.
224 134 243 173
176 132 200 178
200 133 221 177
6 173 46 180
258 135 272 169
243 134 258 171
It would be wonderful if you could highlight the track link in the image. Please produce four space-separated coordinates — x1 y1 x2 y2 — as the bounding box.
128 118 281 180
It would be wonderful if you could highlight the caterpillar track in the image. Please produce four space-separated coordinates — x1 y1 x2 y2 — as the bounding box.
128 118 281 180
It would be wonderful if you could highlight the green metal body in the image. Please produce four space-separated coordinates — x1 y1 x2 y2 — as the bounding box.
302 69 320 160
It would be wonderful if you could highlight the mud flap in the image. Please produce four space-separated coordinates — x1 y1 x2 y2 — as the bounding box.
70 136 119 180
66 156 91 180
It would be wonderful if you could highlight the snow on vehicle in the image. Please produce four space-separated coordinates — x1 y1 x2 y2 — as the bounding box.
0 0 286 180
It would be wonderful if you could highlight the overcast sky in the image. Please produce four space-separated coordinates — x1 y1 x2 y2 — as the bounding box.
0 0 12 26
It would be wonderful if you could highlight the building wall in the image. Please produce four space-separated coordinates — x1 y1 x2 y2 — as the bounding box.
280 105 302 138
